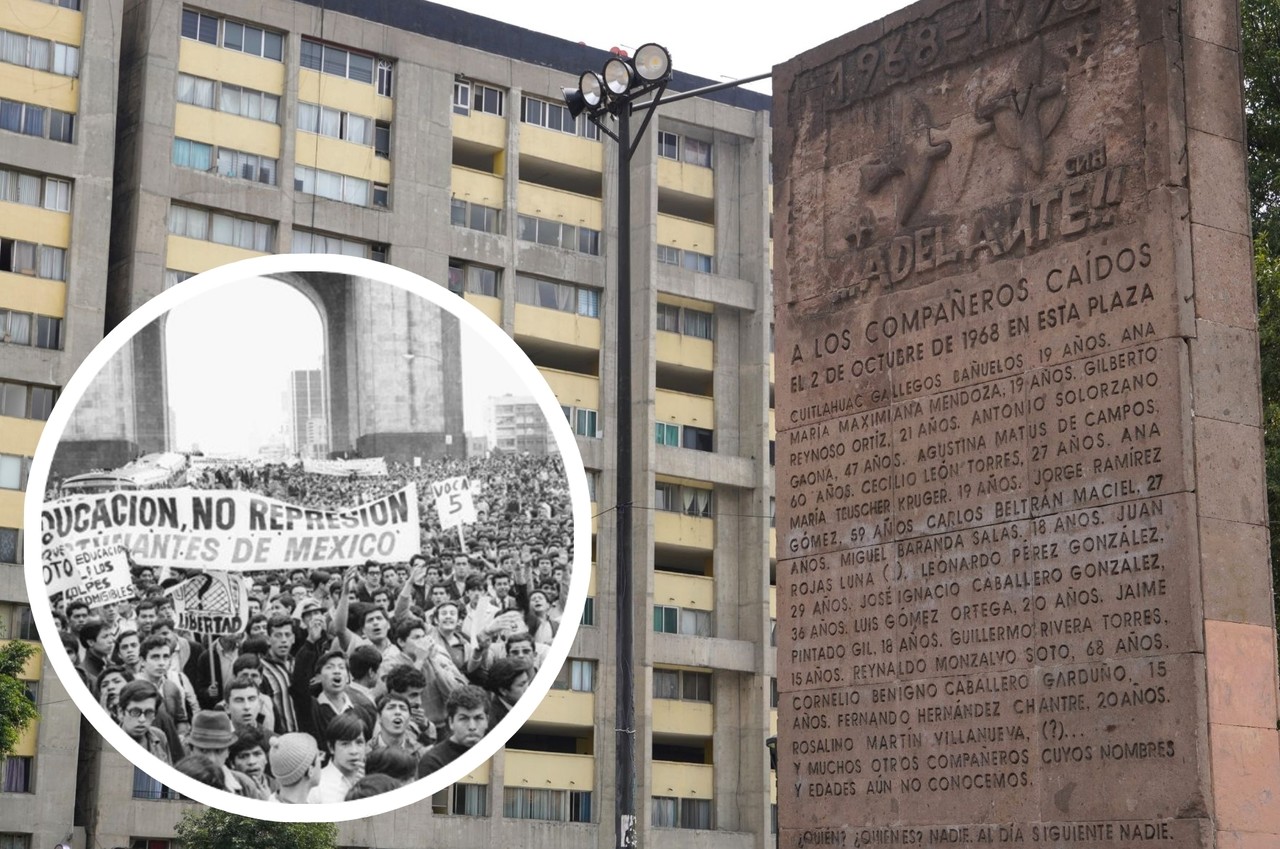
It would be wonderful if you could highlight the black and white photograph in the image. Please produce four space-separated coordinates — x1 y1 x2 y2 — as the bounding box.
27 259 589 818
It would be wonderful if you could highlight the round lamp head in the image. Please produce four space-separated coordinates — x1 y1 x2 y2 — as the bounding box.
633 43 671 82
603 57 632 95
579 71 604 108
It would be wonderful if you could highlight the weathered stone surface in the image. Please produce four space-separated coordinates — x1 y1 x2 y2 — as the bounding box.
774 0 1274 844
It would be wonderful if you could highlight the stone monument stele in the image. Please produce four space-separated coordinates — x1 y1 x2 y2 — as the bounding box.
772 0 1279 847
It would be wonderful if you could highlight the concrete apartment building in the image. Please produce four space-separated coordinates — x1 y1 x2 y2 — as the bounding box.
0 1 780 847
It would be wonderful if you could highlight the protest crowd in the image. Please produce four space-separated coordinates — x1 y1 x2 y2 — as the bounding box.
46 453 575 804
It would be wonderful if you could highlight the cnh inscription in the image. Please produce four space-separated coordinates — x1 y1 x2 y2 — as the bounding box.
772 0 1249 846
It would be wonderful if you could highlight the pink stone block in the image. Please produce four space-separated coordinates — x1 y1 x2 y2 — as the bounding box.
1205 619 1280 728
1210 724 1280 833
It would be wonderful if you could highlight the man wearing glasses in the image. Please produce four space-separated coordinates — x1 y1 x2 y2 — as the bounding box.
116 678 172 765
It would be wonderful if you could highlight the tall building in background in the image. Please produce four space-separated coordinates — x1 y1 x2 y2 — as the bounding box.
0 1 779 847
491 394 553 455
289 367 327 458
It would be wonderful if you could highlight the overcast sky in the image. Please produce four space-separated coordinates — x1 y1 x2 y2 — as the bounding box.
439 0 915 94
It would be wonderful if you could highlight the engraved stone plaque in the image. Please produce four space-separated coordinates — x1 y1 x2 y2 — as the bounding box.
774 0 1279 846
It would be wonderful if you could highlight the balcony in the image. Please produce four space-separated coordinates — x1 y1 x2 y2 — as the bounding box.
652 698 714 738
654 571 713 612
453 109 506 148
505 750 595 791
294 132 389 184
657 156 714 199
652 760 714 799
530 688 594 728
452 166 505 211
165 235 266 274
656 331 713 373
0 202 71 250
297 68 391 121
657 214 715 262
520 124 603 172
514 304 601 353
538 368 600 415
654 510 713 551
516 182 603 232
0 64 77 114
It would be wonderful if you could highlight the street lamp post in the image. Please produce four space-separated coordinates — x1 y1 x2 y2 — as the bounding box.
564 50 771 849
564 44 673 849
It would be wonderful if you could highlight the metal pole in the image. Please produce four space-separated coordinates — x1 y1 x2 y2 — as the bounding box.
614 102 637 849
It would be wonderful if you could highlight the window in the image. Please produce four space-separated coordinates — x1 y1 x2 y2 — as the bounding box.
552 659 596 692
652 668 712 699
655 423 679 446
132 767 183 801
653 606 712 637
451 783 487 816
658 245 713 273
164 269 195 289
521 95 598 139
769 496 776 528
8 606 34 640
168 203 274 252
581 597 595 626
656 302 713 339
375 121 391 157
292 229 377 258
448 261 500 297
1 757 32 793
0 835 28 849
657 131 712 167
515 274 600 316
770 618 777 647
0 99 71 143
300 38 384 85
0 311 30 346
181 10 283 60
0 529 17 565
171 137 212 171
454 82 505 117
656 303 680 332
373 183 389 208
652 797 713 829
215 146 277 185
0 239 65 281
503 788 592 822
516 215 601 256
451 199 502 234
294 165 370 206
43 177 70 211
297 101 377 146
563 407 598 438
770 677 778 708
657 131 679 160
0 382 56 421
654 482 712 516
36 0 79 7
682 426 713 452
0 455 25 490
0 30 79 77
452 81 470 114
177 75 278 122
33 315 59 349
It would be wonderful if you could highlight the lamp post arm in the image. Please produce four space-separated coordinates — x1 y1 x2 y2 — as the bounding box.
636 71 772 111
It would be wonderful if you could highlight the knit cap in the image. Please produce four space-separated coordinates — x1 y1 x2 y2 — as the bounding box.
269 733 319 786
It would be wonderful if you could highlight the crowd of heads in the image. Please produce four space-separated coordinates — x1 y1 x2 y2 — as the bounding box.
51 453 574 804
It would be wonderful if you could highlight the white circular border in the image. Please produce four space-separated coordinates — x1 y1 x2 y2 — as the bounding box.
23 253 594 822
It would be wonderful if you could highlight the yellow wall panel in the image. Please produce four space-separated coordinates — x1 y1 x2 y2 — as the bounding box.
652 760 714 797
2 0 82 44
0 203 70 249
178 41 285 94
458 760 489 784
0 64 76 112
519 125 602 171
293 132 389 183
0 274 66 317
516 183 602 230
657 157 714 199
174 104 281 158
652 699 714 737
530 689 594 726
452 111 506 149
655 388 714 426
505 750 594 790
165 235 266 274
654 571 714 611
654 511 714 550
462 293 501 325
657 214 715 255
0 416 44 455
538 368 599 410
0 490 23 528
451 167 504 207
297 69 391 121
655 332 713 372
513 305 601 351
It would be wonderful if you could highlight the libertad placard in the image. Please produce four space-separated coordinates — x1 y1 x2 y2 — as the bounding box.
774 0 1279 847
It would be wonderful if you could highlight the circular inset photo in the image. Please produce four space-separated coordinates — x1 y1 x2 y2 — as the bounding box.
23 255 591 821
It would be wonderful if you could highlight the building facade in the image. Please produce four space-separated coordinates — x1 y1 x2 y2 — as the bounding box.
0 1 780 847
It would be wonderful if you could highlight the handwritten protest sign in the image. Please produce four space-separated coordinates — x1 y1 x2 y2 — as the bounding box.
40 485 421 569
166 572 248 635
55 544 135 607
431 476 477 529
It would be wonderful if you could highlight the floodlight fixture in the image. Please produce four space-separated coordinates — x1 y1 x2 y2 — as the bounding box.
603 56 632 95
633 43 671 82
579 71 604 108
562 86 589 118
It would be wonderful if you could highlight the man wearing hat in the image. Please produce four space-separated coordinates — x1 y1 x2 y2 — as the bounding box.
186 709 269 800
268 732 322 804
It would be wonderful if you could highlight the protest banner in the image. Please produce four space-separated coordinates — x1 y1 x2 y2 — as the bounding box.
166 571 249 635
40 484 421 569
431 476 477 529
62 544 135 608
302 457 388 477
